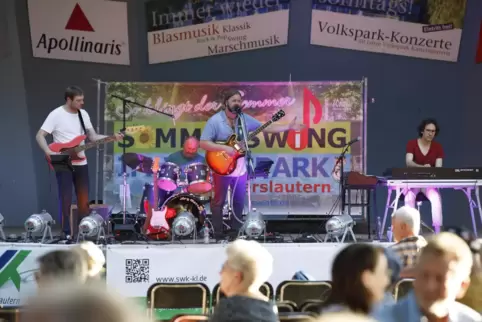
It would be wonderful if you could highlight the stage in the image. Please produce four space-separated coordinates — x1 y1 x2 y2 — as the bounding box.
0 240 392 308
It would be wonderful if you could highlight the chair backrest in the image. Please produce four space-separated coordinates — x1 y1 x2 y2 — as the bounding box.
276 300 298 313
300 299 324 313
393 278 415 301
171 314 208 322
147 283 210 316
211 281 273 307
0 308 21 322
276 281 332 307
278 312 316 321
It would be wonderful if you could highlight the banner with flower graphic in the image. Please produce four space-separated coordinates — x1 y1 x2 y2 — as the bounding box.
103 82 365 217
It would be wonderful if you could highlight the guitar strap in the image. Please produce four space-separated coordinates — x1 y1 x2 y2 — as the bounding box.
77 110 87 134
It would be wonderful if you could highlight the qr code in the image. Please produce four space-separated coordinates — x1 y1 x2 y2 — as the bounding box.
125 259 149 283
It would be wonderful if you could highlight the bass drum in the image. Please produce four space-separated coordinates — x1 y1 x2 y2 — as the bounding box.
162 193 207 235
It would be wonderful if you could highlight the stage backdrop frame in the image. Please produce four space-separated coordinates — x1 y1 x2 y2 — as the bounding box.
101 80 368 218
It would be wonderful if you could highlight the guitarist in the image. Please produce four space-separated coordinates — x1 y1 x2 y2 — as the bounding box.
35 86 123 238
199 89 305 239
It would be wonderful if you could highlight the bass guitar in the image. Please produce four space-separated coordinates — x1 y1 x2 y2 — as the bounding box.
206 110 285 176
144 157 170 240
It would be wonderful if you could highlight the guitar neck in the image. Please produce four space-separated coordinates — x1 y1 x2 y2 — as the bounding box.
73 135 117 153
247 119 274 141
153 176 159 211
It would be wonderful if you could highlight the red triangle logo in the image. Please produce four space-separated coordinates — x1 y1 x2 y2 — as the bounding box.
65 3 94 32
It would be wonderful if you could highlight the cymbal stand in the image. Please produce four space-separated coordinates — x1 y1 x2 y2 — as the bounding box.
111 95 173 224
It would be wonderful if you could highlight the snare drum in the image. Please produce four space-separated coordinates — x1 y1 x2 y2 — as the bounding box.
186 163 212 194
158 162 180 191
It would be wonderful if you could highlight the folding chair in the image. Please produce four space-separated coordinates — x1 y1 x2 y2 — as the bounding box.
276 300 298 312
146 283 210 319
0 308 21 322
300 299 324 313
393 278 415 301
171 314 208 322
276 281 332 307
211 281 273 308
278 312 317 322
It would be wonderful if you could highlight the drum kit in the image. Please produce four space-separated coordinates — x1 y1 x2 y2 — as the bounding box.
122 153 233 239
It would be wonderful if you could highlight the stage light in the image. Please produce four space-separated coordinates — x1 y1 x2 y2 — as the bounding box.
242 209 266 238
78 210 106 242
324 214 356 243
171 211 196 237
24 210 54 243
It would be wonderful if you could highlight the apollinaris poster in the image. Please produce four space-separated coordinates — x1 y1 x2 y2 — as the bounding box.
103 82 365 217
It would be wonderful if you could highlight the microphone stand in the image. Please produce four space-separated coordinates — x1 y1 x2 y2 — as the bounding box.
237 110 255 214
111 95 173 224
337 145 350 215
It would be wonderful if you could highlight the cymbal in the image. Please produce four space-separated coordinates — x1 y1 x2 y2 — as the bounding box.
122 153 153 174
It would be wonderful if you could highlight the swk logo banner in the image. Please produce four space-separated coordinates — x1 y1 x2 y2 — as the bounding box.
27 0 130 65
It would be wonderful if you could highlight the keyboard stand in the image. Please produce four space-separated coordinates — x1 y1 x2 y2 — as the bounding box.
381 180 482 238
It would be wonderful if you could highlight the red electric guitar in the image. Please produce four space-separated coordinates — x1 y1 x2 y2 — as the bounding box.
46 129 134 169
144 157 171 240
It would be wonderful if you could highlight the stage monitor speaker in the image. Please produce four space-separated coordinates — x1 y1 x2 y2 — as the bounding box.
113 224 137 242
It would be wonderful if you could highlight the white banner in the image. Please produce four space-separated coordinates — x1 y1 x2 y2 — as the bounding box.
105 243 349 297
146 0 290 64
27 0 130 65
0 244 73 307
310 4 465 62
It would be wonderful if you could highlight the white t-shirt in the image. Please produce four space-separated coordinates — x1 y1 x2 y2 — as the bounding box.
41 106 93 166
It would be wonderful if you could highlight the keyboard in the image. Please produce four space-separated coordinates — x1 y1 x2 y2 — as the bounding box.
384 168 482 180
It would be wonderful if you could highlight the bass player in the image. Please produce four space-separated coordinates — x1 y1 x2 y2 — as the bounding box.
200 89 305 239
35 86 123 238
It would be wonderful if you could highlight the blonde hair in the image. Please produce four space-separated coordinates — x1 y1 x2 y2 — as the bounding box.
225 239 273 288
76 241 105 277
420 232 473 278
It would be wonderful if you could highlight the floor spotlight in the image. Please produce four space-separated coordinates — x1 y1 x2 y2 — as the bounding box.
78 210 106 243
324 214 356 243
171 211 196 239
24 210 54 243
239 208 266 240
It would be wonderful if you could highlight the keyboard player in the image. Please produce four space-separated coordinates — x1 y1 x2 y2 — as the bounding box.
405 118 444 233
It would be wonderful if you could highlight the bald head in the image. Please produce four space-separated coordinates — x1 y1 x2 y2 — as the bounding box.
183 137 199 158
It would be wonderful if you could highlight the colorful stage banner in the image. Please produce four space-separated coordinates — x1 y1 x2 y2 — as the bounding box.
0 244 72 307
146 0 290 64
310 0 467 62
103 82 364 217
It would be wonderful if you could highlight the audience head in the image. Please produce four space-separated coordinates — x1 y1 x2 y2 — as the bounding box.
414 232 473 317
391 206 420 241
23 284 147 322
76 241 106 279
326 244 389 314
220 239 273 296
35 249 88 288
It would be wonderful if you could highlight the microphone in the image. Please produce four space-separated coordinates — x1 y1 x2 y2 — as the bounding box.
346 136 361 146
232 104 243 114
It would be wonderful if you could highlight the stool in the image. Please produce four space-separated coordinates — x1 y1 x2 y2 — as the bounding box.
400 192 434 234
